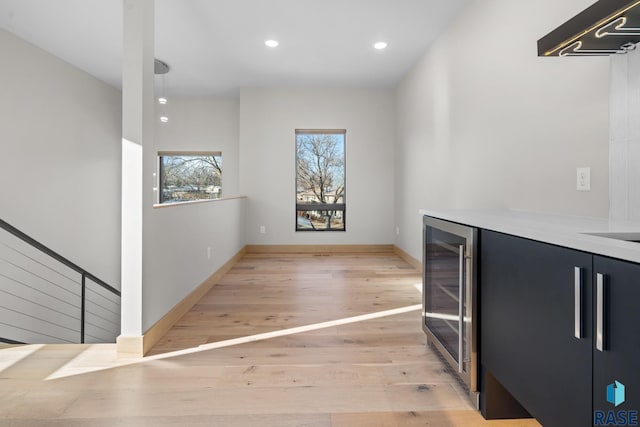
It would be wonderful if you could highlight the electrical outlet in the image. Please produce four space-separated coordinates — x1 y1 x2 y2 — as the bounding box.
207 246 211 259
396 226 400 236
259 225 266 234
577 167 591 191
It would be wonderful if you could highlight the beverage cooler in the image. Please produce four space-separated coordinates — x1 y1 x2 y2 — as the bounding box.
422 216 478 406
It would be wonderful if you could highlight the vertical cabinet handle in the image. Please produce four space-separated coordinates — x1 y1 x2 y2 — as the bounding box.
574 267 582 339
458 244 465 373
596 273 605 352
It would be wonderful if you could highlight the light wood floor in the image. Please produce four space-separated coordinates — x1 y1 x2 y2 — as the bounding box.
0 251 540 426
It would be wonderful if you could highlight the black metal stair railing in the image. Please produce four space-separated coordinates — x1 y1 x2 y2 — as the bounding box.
0 218 121 344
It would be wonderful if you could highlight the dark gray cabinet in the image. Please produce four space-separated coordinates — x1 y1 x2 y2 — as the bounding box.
480 229 640 426
480 230 592 427
593 256 640 419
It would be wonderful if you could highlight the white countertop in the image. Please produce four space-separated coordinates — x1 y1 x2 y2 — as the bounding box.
419 209 640 264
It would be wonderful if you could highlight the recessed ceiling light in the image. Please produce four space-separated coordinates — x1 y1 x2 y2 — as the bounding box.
265 40 279 48
158 97 167 105
160 116 169 123
374 42 388 50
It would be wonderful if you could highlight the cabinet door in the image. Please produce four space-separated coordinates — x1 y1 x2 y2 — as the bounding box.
481 230 592 427
593 256 640 417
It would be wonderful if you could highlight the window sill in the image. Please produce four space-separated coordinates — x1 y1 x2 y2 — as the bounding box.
153 195 247 209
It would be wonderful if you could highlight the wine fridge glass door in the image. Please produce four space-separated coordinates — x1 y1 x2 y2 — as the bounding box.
424 226 467 369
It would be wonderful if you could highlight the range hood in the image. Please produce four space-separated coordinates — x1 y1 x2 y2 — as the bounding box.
538 0 640 56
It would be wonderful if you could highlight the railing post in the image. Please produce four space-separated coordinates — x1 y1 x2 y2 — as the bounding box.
81 273 86 344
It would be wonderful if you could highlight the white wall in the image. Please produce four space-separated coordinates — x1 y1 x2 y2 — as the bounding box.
610 49 640 222
239 88 395 245
154 97 240 196
0 28 122 287
142 198 245 331
395 0 611 260
142 97 243 331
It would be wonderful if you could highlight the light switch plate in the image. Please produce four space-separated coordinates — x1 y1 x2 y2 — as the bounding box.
577 167 591 191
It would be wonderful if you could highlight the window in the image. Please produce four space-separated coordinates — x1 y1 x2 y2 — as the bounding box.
295 130 346 231
158 151 222 204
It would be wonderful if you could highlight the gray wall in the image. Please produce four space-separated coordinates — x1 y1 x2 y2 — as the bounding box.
0 28 122 288
394 0 611 261
239 88 396 245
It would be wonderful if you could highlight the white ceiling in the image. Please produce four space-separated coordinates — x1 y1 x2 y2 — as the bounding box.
0 0 468 97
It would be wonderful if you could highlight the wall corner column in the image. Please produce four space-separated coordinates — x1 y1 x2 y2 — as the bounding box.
610 49 640 222
118 0 154 357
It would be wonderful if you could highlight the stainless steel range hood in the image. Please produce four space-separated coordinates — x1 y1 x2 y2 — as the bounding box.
538 0 640 56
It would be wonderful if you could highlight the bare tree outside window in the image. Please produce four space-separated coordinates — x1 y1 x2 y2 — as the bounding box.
159 152 222 204
296 130 346 231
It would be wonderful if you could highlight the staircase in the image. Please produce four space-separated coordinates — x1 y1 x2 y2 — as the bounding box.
0 219 120 344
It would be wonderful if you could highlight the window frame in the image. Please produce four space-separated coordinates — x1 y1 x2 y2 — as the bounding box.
157 151 222 205
295 129 346 232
